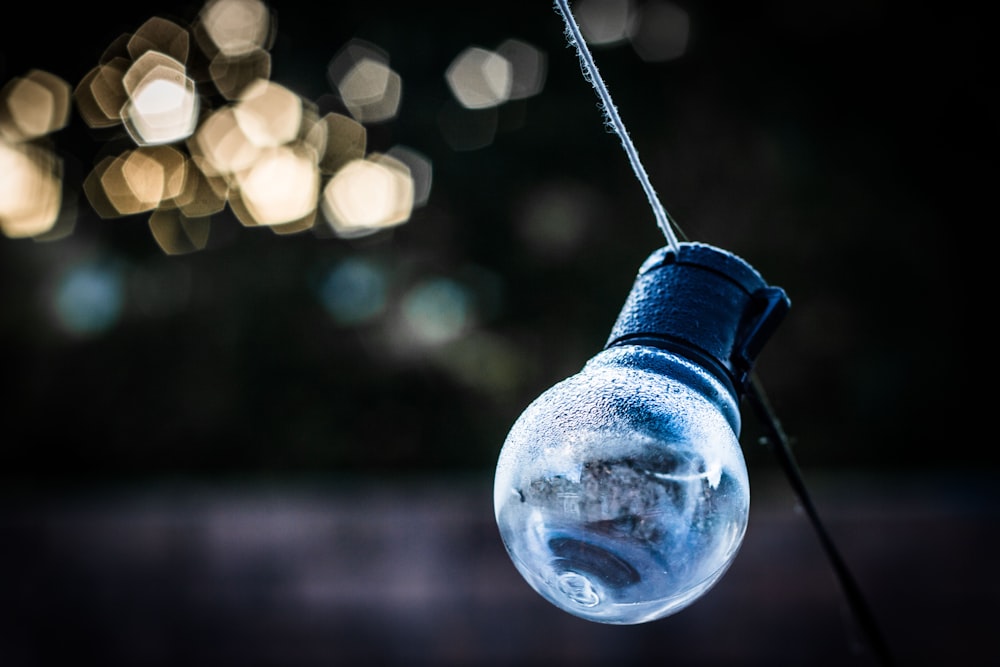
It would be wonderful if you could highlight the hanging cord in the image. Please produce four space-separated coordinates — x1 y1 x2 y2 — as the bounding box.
553 0 682 254
552 1 894 664
745 372 895 667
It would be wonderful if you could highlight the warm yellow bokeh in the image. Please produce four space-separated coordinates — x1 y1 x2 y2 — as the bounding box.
0 70 72 141
0 140 63 238
128 17 191 65
234 144 320 226
321 153 414 238
123 63 200 146
0 0 443 253
233 79 303 148
190 106 261 176
198 0 272 58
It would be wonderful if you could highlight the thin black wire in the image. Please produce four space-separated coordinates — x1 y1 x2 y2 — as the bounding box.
745 372 896 667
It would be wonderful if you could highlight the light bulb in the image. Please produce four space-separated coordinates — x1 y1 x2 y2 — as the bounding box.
494 242 790 624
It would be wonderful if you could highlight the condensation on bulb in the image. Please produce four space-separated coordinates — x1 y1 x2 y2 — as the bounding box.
494 345 750 625
494 241 789 625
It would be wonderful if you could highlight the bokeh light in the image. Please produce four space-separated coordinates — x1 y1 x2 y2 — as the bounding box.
385 145 432 208
0 69 72 141
50 259 126 336
232 79 302 148
59 0 424 255
174 159 229 218
320 153 414 238
122 61 200 146
234 143 320 226
148 208 211 254
445 46 512 110
0 69 69 240
196 0 273 58
0 0 563 262
496 38 548 101
0 139 63 238
93 149 166 216
575 0 636 46
328 40 402 124
128 16 191 64
66 3 303 252
74 59 131 129
400 277 474 346
208 46 273 100
313 112 367 175
190 105 261 176
438 38 545 150
318 257 390 325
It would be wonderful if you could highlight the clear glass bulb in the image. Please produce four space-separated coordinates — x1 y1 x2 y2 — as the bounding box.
494 344 748 624
493 242 789 625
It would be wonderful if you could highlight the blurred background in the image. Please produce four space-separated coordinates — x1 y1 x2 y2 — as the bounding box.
0 0 992 665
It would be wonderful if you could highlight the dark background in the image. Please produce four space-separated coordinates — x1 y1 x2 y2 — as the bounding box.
0 1 993 665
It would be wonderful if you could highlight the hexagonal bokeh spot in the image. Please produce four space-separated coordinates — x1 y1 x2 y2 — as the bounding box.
233 79 303 148
445 47 512 110
0 69 71 141
321 154 414 238
123 64 200 146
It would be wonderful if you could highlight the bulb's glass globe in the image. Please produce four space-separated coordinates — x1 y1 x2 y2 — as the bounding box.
494 242 789 625
494 344 749 625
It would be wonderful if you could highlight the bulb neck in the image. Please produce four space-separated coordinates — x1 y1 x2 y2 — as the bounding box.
605 242 790 399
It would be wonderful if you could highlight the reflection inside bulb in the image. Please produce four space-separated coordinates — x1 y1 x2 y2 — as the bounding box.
557 570 601 607
502 447 746 617
495 345 750 624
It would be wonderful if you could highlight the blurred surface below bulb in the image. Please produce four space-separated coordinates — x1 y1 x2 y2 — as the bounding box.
494 242 789 624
